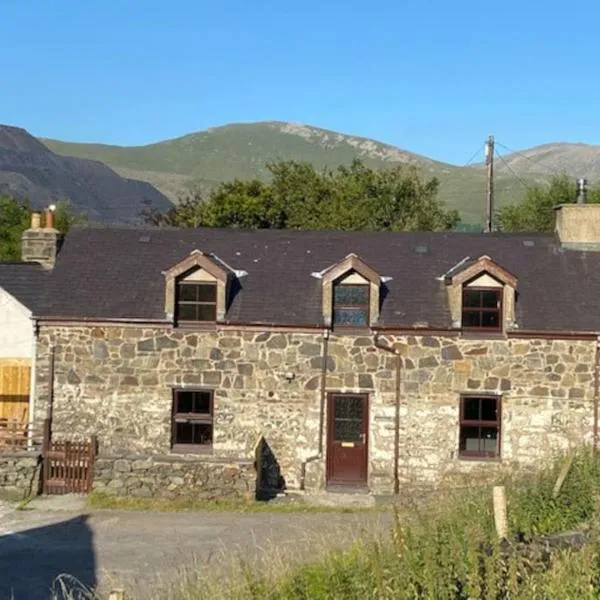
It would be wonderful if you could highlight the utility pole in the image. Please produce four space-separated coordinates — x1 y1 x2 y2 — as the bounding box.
485 135 495 233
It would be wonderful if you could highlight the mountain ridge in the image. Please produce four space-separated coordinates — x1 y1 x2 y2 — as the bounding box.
0 124 172 223
40 121 600 224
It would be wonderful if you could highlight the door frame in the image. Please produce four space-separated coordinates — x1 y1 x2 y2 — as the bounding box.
326 392 369 488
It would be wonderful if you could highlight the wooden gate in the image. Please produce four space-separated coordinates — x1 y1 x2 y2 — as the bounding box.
42 423 97 494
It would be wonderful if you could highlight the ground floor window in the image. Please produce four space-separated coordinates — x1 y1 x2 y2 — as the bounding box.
172 389 213 452
459 395 501 459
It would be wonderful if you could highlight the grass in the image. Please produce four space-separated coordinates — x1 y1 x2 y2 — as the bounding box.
87 490 375 514
155 449 600 600
54 450 600 599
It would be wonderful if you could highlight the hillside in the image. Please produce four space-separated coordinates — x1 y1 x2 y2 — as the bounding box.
42 122 532 225
491 142 600 181
0 125 172 222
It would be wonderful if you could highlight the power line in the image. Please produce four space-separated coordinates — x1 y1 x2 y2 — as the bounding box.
494 149 533 193
463 144 486 168
494 141 560 178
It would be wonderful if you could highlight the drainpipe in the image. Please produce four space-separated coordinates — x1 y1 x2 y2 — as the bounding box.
594 336 600 452
27 319 38 451
300 329 329 490
373 334 401 495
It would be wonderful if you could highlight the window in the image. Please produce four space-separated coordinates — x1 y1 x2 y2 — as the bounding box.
462 288 502 330
172 389 213 451
459 395 501 459
176 282 217 323
333 284 370 326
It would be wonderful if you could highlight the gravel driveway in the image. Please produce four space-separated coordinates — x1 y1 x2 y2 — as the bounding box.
0 499 389 599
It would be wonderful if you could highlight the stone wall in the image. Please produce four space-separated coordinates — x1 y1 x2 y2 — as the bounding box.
34 326 597 494
93 454 255 500
0 452 41 499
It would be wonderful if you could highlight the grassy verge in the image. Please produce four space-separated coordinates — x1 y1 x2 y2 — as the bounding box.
157 449 600 600
87 490 375 514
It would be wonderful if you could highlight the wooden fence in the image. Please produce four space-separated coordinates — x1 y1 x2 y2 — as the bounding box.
42 421 97 494
0 417 31 451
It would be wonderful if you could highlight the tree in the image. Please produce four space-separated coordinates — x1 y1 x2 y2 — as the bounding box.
497 174 600 233
0 196 29 261
0 196 87 261
144 159 460 232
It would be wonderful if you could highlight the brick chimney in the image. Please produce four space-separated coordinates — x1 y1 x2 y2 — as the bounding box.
21 207 63 268
554 179 600 251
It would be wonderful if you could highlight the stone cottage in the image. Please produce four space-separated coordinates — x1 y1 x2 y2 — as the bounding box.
13 203 600 498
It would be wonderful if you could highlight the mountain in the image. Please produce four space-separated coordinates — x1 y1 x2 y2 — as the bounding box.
42 122 537 225
43 122 595 225
491 142 600 182
0 125 172 222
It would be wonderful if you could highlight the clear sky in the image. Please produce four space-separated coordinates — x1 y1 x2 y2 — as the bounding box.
3 0 598 164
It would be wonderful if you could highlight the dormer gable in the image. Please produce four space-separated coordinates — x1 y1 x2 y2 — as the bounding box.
320 254 381 327
163 250 230 324
444 255 518 331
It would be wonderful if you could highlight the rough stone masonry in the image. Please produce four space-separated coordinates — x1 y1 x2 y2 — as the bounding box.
30 325 595 497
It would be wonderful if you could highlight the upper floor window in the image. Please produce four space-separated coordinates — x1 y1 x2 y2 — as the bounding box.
462 288 502 331
333 284 370 326
176 282 217 323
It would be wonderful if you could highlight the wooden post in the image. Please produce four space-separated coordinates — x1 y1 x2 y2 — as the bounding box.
493 485 508 540
552 452 576 499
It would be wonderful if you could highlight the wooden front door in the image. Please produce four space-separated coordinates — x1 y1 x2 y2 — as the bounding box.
326 393 368 487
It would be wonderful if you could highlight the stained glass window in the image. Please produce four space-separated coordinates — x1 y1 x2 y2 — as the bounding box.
333 284 369 327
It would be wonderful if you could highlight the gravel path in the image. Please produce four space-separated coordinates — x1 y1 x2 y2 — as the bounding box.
0 501 390 599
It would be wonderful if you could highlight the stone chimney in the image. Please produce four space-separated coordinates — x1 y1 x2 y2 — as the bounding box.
554 179 600 251
21 207 63 268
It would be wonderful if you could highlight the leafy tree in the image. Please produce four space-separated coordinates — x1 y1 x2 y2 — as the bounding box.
497 174 600 233
0 196 30 261
0 196 87 261
145 159 460 232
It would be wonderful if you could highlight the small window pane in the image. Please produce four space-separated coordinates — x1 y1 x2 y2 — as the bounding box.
463 397 480 421
197 284 217 302
481 397 498 421
333 308 368 326
178 285 197 301
177 392 194 413
459 426 480 453
462 311 481 328
178 304 197 321
481 290 499 308
334 285 369 305
193 423 213 445
481 427 498 454
463 290 481 308
176 422 194 444
481 311 500 328
194 392 212 414
335 396 364 420
334 419 362 442
197 304 217 322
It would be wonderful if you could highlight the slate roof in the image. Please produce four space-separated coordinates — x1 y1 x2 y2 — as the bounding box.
0 262 49 314
37 226 600 332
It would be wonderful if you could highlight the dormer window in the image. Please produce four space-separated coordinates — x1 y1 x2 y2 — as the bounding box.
163 250 235 326
333 281 370 326
462 288 502 330
177 282 217 323
319 254 382 329
444 255 517 334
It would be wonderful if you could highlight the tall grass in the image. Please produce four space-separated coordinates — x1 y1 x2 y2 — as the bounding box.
53 450 600 599
162 450 600 600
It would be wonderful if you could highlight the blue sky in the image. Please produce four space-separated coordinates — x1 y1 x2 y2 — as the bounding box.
3 0 598 164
